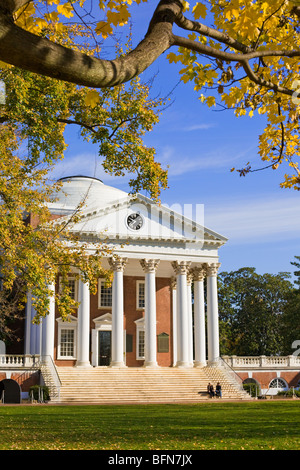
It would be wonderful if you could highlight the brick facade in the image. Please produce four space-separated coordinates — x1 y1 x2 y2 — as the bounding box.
53 275 173 368
237 370 300 392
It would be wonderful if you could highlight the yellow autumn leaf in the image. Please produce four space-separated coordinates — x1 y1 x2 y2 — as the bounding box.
84 90 100 108
182 2 190 12
57 2 74 18
192 3 207 20
95 21 113 38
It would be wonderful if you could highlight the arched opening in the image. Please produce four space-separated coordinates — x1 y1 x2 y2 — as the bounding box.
0 379 21 404
243 378 260 397
268 377 288 395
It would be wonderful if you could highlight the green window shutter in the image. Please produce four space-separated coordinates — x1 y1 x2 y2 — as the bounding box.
157 333 169 353
126 334 133 353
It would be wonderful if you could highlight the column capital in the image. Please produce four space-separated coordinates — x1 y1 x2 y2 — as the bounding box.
140 259 160 273
206 262 221 277
193 266 206 282
109 257 128 272
172 261 191 275
170 276 177 290
187 270 193 286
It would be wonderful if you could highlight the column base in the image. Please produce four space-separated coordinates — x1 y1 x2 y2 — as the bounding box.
109 361 127 368
175 361 193 368
194 361 207 368
143 361 159 368
75 361 92 368
207 360 219 367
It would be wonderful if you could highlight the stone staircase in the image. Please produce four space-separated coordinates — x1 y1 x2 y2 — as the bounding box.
54 366 251 403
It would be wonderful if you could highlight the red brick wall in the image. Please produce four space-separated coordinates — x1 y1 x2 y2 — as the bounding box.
55 275 173 367
237 371 300 389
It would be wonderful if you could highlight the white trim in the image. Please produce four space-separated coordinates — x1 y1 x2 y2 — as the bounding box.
58 276 78 302
134 317 145 360
56 315 77 360
92 313 112 366
136 280 145 310
98 279 112 309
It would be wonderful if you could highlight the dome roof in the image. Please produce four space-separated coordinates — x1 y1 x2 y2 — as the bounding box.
49 175 128 214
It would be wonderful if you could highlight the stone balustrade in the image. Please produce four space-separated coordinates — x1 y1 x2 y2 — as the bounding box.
0 355 40 368
222 355 300 369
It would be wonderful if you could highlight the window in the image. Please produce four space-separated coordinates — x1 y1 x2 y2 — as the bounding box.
269 378 287 389
67 278 77 301
136 281 145 310
60 329 75 358
59 277 78 301
57 315 77 360
134 317 145 360
138 330 145 359
98 279 112 308
157 333 169 353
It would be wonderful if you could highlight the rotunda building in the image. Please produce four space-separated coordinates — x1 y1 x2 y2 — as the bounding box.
25 175 227 369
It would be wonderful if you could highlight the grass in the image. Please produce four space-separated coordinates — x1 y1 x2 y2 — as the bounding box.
0 401 300 450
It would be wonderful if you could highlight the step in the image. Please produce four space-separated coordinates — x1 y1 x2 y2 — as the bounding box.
51 366 251 403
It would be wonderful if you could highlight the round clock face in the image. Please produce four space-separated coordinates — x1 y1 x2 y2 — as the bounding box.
127 213 143 230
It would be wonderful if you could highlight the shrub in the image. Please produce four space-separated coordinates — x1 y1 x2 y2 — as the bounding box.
277 389 300 398
243 383 260 397
29 385 50 402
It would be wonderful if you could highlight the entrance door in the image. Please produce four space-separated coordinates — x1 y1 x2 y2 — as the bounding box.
98 330 111 366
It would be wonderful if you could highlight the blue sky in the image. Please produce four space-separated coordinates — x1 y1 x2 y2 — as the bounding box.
51 2 300 282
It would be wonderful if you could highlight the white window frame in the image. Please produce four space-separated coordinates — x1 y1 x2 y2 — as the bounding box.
134 317 145 360
56 315 77 360
136 280 145 310
59 276 78 302
98 279 112 308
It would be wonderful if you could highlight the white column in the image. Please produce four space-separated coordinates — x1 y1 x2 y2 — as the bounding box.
206 263 221 366
35 321 42 356
24 291 32 355
172 261 191 368
42 282 55 360
76 278 91 367
187 272 194 366
140 259 160 367
193 266 206 367
171 277 177 366
109 257 127 367
30 305 37 355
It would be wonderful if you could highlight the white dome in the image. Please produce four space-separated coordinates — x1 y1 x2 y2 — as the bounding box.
49 176 128 214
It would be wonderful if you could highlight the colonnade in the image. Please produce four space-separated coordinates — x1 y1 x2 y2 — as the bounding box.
24 258 221 368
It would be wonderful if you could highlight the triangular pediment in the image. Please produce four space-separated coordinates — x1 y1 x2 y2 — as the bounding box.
93 313 112 325
54 193 227 247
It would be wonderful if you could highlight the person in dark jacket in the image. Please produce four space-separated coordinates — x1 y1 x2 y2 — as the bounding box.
207 383 215 398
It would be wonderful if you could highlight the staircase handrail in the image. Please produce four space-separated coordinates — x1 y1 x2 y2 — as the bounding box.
40 355 61 400
217 356 245 392
41 355 61 385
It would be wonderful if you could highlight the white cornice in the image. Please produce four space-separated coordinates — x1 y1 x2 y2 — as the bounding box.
51 192 228 247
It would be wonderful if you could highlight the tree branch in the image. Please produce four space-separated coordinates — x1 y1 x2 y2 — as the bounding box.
242 60 294 97
174 11 254 54
0 0 299 98
0 0 179 87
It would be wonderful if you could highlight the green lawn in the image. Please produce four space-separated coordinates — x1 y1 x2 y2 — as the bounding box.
0 401 299 450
